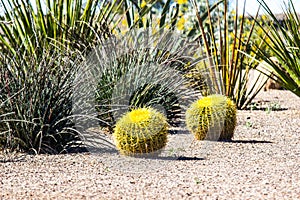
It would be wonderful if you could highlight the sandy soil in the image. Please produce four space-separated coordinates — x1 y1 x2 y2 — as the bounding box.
1 90 300 199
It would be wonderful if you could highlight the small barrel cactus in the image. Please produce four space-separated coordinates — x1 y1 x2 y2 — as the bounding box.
113 107 169 156
185 94 237 141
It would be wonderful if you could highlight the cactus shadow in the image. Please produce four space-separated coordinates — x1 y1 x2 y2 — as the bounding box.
244 107 288 111
122 151 205 161
141 155 205 161
176 156 205 161
219 139 273 144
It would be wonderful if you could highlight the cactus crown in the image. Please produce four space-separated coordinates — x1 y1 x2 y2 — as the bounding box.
128 108 151 124
194 94 227 109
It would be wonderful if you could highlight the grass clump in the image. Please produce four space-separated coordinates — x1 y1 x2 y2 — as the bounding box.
0 48 81 154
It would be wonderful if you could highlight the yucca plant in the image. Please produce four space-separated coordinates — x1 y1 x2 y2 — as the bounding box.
255 0 300 97
193 0 265 109
0 46 83 154
0 0 124 56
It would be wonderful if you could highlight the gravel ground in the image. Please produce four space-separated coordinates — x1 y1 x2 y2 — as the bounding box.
1 90 300 200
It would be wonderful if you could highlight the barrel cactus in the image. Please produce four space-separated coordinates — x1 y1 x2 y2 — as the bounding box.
113 107 169 156
185 94 237 141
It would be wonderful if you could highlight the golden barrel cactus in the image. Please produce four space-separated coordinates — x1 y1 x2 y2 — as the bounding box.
185 94 237 141
113 107 169 156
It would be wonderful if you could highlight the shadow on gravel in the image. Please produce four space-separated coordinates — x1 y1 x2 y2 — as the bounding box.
121 154 205 161
176 156 204 161
220 140 273 144
143 156 204 161
245 107 288 111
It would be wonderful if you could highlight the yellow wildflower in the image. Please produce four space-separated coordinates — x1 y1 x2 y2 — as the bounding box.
176 0 188 4
112 29 118 35
177 16 185 31
121 18 127 26
141 0 147 8
142 16 147 25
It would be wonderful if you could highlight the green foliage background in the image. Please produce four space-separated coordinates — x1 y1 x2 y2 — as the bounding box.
0 0 299 154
